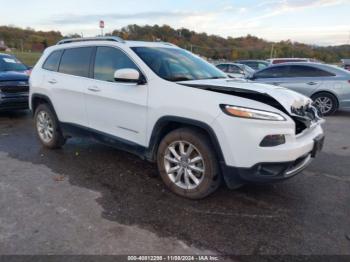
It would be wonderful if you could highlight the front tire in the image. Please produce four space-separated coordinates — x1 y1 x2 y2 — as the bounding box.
34 104 66 149
312 92 338 116
157 128 221 199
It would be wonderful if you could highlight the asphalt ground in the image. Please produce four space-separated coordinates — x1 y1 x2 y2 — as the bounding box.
0 110 349 256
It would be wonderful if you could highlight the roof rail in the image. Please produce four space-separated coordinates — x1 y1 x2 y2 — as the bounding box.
161 42 176 46
57 36 125 45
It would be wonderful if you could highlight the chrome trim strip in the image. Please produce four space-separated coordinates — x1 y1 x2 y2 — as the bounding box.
286 154 312 176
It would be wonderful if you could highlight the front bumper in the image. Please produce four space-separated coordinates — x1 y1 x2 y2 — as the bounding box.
0 93 29 111
212 112 325 188
221 133 325 189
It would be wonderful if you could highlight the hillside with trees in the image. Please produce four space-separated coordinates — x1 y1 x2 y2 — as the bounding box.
1 24 349 63
110 25 350 63
0 26 62 52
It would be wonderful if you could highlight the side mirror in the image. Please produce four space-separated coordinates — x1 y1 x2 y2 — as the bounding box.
114 68 145 84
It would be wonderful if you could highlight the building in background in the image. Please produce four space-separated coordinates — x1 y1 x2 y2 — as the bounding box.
341 59 350 71
0 39 8 51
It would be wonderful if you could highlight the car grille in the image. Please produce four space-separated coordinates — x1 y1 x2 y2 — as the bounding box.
0 81 29 94
291 105 320 134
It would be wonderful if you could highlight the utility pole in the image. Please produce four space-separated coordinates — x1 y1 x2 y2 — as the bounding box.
270 44 274 59
20 39 23 53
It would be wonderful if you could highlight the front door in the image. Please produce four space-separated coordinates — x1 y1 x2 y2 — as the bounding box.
85 46 148 146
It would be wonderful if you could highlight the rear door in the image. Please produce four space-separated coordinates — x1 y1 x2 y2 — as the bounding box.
276 65 328 96
254 65 328 97
47 47 93 127
85 46 148 146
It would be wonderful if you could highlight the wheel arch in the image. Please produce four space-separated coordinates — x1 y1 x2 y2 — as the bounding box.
31 94 56 116
311 90 340 109
31 94 63 125
146 116 225 164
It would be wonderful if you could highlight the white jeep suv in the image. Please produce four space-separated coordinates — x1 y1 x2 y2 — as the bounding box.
29 37 325 199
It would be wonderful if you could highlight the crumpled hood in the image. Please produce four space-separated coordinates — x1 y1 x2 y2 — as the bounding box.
0 71 29 82
178 78 312 115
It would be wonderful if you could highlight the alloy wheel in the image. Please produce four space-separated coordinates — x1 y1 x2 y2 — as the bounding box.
36 111 54 143
163 141 205 190
313 96 333 115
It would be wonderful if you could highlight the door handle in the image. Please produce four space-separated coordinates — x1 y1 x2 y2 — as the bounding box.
307 82 318 86
48 79 57 84
88 86 101 92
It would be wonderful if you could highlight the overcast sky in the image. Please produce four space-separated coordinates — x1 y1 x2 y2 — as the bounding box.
1 0 350 46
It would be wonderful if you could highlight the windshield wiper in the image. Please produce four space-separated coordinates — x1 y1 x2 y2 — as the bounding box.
168 76 194 82
202 76 227 80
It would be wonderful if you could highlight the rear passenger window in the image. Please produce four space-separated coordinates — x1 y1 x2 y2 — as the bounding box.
287 65 335 77
43 50 63 71
254 66 288 78
59 47 93 77
94 47 138 82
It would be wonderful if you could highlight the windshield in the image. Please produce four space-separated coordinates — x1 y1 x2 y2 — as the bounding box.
131 47 227 81
0 56 28 72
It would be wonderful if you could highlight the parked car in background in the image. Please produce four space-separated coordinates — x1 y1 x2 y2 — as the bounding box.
235 60 269 71
216 62 254 78
29 37 324 199
0 53 30 111
267 58 321 65
250 62 350 115
341 59 350 71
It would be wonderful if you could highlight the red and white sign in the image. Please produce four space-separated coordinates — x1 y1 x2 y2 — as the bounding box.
99 20 105 29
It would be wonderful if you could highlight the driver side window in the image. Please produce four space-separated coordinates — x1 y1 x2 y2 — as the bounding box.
94 47 139 82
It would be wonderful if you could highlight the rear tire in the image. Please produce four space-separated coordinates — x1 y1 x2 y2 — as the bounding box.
34 104 66 149
157 128 221 199
311 92 338 116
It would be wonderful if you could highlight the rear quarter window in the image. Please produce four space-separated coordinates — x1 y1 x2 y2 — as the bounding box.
287 65 335 77
42 50 63 71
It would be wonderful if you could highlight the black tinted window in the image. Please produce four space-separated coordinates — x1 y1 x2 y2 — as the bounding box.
94 47 138 82
228 65 241 74
59 47 93 77
287 65 335 77
217 64 227 72
43 50 63 71
255 66 288 78
243 62 258 70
